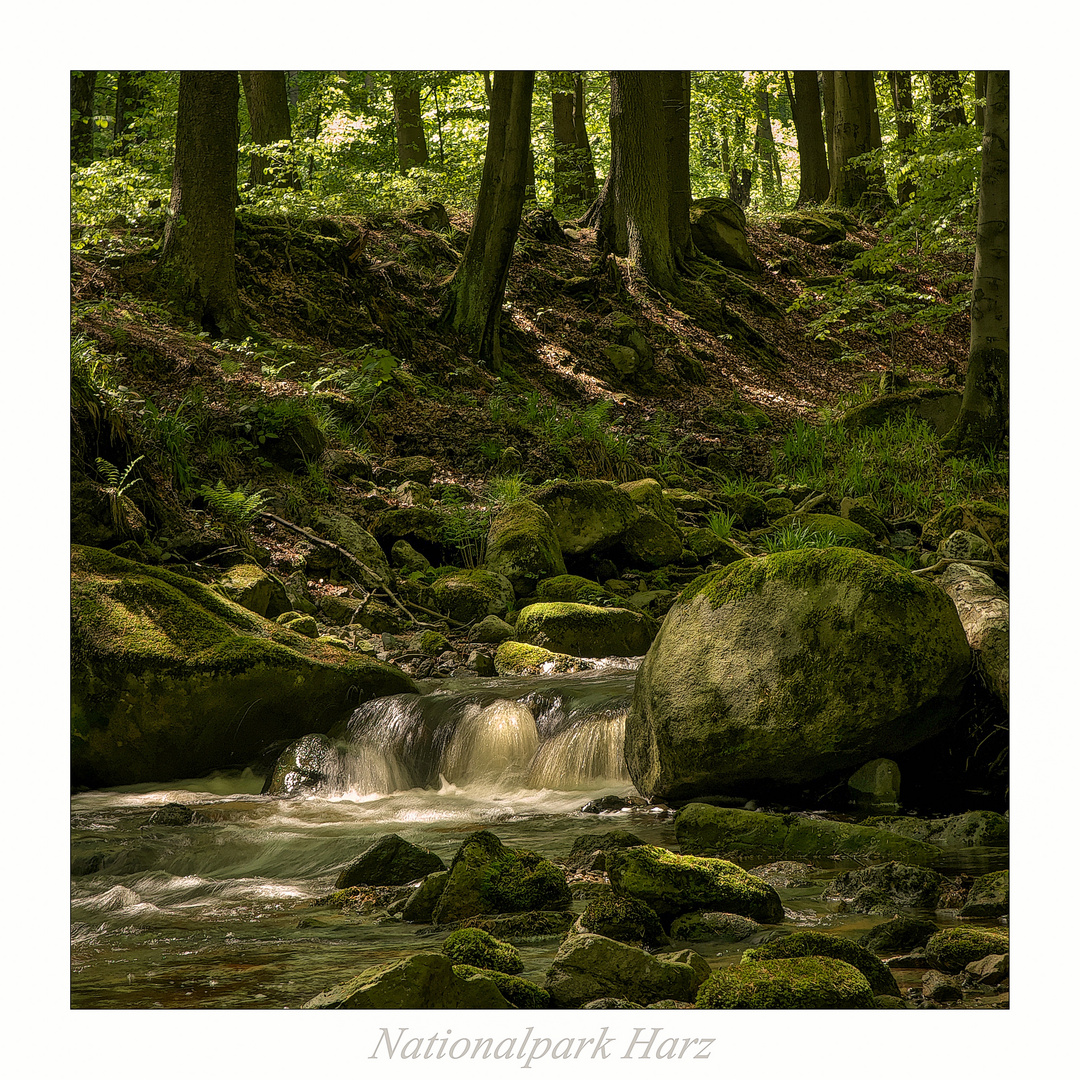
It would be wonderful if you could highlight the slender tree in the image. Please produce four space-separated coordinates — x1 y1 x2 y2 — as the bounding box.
974 70 987 131
241 71 300 189
113 71 147 158
828 70 889 209
71 70 97 164
785 70 830 205
929 70 967 130
888 70 917 204
662 70 695 263
158 71 245 338
552 72 598 206
942 71 1009 456
441 70 534 370
391 71 429 173
752 79 781 199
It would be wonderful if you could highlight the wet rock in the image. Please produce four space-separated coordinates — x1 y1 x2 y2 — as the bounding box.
493 640 595 676
579 796 632 816
925 926 1010 973
572 895 668 948
696 955 875 1009
746 860 817 888
451 964 550 1008
922 970 964 1003
859 914 938 954
960 869 1009 918
450 910 575 942
865 810 1009 849
669 910 764 943
146 802 207 827
263 734 343 796
515 601 657 658
564 830 647 871
964 953 1008 986
401 870 449 924
742 929 899 997
335 833 446 889
823 861 944 913
847 757 901 811
442 927 524 975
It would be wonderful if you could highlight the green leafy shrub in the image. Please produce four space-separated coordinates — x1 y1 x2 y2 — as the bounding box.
199 480 269 528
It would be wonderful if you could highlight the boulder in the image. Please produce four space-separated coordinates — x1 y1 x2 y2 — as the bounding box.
610 511 685 569
71 545 416 787
545 932 699 1007
483 499 566 596
470 615 516 644
431 830 571 926
312 510 392 584
682 529 747 566
215 563 290 618
626 549 972 802
847 758 901 811
451 965 550 1008
441 927 524 975
607 844 783 925
564 830 648 874
335 834 447 889
302 952 510 1009
573 895 668 948
964 953 1008 986
840 387 963 438
940 529 994 563
960 869 1009 918
263 733 343 796
823 861 944 913
401 870 449 924
921 500 1009 560
369 506 445 561
859 915 938 954
618 478 677 527
530 480 638 556
865 810 1009 849
669 911 764 943
535 574 622 606
675 805 942 864
778 212 846 245
514 602 657 658
922 970 964 1003
431 569 515 624
689 197 759 271
493 641 595 676
925 927 1009 973
696 955 875 1009
938 563 1009 711
742 930 899 996
453 910 575 942
772 512 876 551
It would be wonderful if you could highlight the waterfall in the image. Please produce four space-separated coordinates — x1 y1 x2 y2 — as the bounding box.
440 700 539 786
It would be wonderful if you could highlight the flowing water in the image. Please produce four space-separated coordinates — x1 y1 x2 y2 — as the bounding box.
70 665 1007 1009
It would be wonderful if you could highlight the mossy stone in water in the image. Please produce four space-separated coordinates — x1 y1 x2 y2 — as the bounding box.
335 833 446 889
577 895 667 947
742 930 899 996
697 955 874 1009
451 965 550 1008
442 928 524 975
960 869 1009 918
515 601 657 658
859 915 938 954
925 926 1009 973
493 640 594 676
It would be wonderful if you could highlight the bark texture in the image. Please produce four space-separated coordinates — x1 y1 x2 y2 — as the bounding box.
786 70 830 205
159 71 246 338
391 71 429 172
828 71 889 209
71 70 97 164
241 70 299 188
552 72 597 206
888 71 917 204
943 71 1009 455
938 563 1009 711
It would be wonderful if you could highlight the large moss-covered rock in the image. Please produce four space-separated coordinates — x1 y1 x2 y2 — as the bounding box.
215 563 290 618
689 197 759 271
696 956 875 1009
921 500 1009 559
675 805 942 864
607 844 783 925
822 861 944 913
574 895 668 947
312 510 392 584
545 932 699 1007
493 640 595 676
70 545 416 787
626 549 972 802
536 574 622 606
483 499 566 596
431 568 515 624
451 965 550 1008
773 512 876 551
960 869 1009 918
778 212 846 245
335 834 446 889
841 387 962 439
442 928 524 975
669 910 764 943
301 952 510 1009
515 602 657 658
611 512 685 569
431 830 571 926
859 915 938 954
925 927 1009 973
742 930 899 996
865 810 1009 849
530 480 637 556
618 478 677 527
682 529 747 566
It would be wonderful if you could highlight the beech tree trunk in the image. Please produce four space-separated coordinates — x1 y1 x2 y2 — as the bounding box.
158 71 246 338
113 71 146 158
441 70 534 371
241 70 299 189
785 70 830 205
662 70 695 265
752 83 781 199
828 70 889 209
974 70 987 131
552 72 597 206
71 70 97 164
888 70 917 204
943 71 1009 456
391 71 429 173
822 70 836 185
929 70 967 130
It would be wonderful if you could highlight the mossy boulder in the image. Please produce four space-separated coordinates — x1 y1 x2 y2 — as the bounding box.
575 895 668 947
483 499 566 596
696 955 875 1009
370 506 445 561
611 511 685 569
618 478 677 527
607 844 783 925
515 602 657 658
742 930 899 996
626 549 971 802
263 733 343 796
960 870 1009 918
431 568 515 625
865 810 1009 849
840 387 963 439
822 861 944 913
530 479 638 556
493 640 595 676
535 574 621 606
669 911 764 943
675 805 942 864
431 830 571 926
335 833 447 889
442 927 524 975
545 932 699 1007
689 197 759 271
215 563 290 618
922 500 1008 560
451 965 550 1008
301 952 510 1009
312 510 392 584
859 915 938 954
564 830 648 873
276 611 317 638
401 870 449 923
682 529 747 566
778 212 847 245
70 545 417 787
455 910 576 942
925 927 1009 973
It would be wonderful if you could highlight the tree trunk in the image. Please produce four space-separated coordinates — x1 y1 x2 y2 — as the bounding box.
828 70 889 209
786 70 830 205
158 71 246 339
552 72 597 206
822 70 836 189
662 70 695 265
942 71 1008 456
888 70 917 204
929 70 967 130
441 70 534 371
752 83 780 199
241 71 299 189
113 71 146 158
974 70 987 131
71 70 97 165
391 71 429 173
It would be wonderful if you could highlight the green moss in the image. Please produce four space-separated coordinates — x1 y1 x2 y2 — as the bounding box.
493 640 593 676
742 930 899 996
536 574 619 605
442 928 524 975
479 849 572 914
451 965 550 1008
925 927 1009 973
696 955 875 1009
579 895 666 947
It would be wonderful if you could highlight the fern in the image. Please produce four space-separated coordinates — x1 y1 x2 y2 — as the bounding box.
200 480 269 527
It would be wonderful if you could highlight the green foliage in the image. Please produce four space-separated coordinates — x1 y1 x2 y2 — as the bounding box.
199 479 269 527
761 525 854 554
706 510 736 539
442 928 524 976
95 455 143 498
439 490 492 569
139 394 204 493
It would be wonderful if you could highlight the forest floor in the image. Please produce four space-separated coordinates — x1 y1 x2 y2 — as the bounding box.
70 199 994 560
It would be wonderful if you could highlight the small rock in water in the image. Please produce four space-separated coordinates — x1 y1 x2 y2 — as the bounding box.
581 795 629 814
145 803 206 827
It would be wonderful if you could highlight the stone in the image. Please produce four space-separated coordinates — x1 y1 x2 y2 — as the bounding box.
70 545 416 787
922 970 964 1002
925 927 1010 973
431 568 515 625
840 387 963 439
696 955 875 1009
669 910 764 943
369 506 444 561
390 539 431 574
626 549 971 802
395 480 431 507
451 965 550 1008
514 601 657 658
675 805 942 864
859 915 938 954
545 933 699 1008
216 563 290 618
940 529 994 563
335 834 447 889
743 929 900 996
493 640 595 676
401 871 449 924
470 615 516 644
611 511 684 569
618 478 677 526
379 454 437 486
689 197 759 271
264 734 343 796
483 499 566 597
535 573 621 606
865 810 1009 849
922 501 1008 560
964 953 1008 986
607 844 784 925
778 212 846 244
960 869 1009 918
302 952 510 1009
564 830 647 872
573 895 668 947
275 611 317 638
530 479 638 556
773 511 876 551
312 511 393 584
938 562 1009 711
441 927 524 975
682 529 747 565
847 758 901 812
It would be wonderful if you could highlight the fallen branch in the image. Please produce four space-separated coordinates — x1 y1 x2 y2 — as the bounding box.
912 557 1009 577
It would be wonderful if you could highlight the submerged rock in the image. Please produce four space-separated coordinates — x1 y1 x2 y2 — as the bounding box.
823 861 945 913
696 955 875 1009
573 895 668 948
626 548 971 803
669 910 765 943
264 733 343 796
860 915 938 954
960 869 1009 918
442 927 524 975
865 810 1009 849
492 640 595 676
